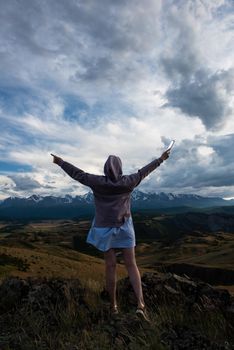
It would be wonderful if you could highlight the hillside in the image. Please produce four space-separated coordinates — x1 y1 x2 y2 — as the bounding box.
0 221 128 284
0 216 234 349
0 272 233 349
1 216 234 292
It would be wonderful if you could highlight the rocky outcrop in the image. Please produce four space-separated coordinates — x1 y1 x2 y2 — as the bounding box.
117 272 233 314
117 271 234 349
0 276 97 350
0 276 87 314
0 273 233 349
156 263 234 285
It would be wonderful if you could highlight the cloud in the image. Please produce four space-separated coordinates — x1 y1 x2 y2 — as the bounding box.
160 0 234 130
146 133 234 197
1 0 232 118
0 0 234 199
165 69 234 130
0 173 43 199
0 0 161 99
7 175 43 191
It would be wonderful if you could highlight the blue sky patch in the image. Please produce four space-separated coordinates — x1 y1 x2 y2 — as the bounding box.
0 161 32 173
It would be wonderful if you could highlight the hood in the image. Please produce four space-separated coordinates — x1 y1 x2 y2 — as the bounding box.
104 155 123 182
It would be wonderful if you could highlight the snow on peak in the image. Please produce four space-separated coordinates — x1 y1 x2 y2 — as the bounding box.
63 194 73 203
81 192 93 202
27 194 43 202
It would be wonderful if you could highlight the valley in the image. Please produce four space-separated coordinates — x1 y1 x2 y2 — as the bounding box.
0 213 234 294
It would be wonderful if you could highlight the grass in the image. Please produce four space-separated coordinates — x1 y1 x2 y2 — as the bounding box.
0 275 232 350
155 303 233 344
0 218 234 348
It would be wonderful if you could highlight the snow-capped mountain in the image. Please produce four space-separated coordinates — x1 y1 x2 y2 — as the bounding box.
0 190 233 220
130 191 232 209
1 190 233 208
27 194 43 203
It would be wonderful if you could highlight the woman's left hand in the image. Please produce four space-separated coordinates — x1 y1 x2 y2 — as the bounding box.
160 150 170 161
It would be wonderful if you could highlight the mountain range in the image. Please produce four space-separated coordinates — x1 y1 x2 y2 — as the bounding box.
0 190 234 220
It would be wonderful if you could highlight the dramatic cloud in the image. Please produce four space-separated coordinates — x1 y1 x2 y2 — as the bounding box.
0 0 233 199
144 133 234 197
164 69 234 130
160 1 234 130
7 175 42 192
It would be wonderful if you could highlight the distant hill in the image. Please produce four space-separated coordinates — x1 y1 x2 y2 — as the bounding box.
134 211 234 244
0 190 234 220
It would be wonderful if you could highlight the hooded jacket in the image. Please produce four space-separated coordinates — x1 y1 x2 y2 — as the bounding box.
59 155 163 227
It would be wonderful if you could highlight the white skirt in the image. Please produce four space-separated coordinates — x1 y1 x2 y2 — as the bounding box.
86 215 136 252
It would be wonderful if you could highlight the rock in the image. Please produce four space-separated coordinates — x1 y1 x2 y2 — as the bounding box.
0 276 94 349
0 277 29 313
197 284 231 310
117 272 233 314
0 276 86 316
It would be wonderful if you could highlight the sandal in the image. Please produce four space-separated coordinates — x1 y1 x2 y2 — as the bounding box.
110 305 119 315
136 305 151 322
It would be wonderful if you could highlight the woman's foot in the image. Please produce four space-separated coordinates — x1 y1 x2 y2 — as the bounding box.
110 304 119 315
136 305 151 322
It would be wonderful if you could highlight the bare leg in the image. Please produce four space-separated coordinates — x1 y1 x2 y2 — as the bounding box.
122 247 145 309
104 248 117 308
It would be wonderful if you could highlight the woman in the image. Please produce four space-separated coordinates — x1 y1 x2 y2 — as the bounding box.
51 150 170 321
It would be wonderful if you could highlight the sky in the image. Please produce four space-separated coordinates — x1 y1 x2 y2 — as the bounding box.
0 0 234 200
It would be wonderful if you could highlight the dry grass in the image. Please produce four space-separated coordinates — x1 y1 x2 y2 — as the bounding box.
0 275 232 350
0 245 128 285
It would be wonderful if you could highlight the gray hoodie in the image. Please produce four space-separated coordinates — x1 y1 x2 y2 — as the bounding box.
59 155 163 227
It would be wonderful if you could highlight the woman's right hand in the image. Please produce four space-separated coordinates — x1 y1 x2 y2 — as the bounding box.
51 153 63 165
